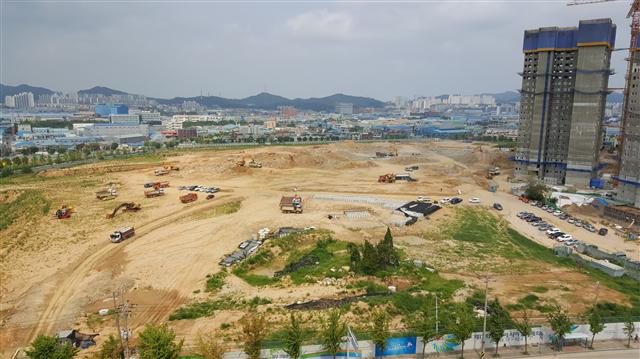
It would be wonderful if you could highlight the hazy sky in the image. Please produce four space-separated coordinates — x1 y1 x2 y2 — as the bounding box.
0 0 632 100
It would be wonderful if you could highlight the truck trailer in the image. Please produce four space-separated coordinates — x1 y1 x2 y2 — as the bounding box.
110 227 135 243
280 195 303 213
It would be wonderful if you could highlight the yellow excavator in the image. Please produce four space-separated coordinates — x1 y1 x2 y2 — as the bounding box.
106 202 142 219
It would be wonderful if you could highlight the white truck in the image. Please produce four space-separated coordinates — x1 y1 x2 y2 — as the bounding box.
110 227 135 243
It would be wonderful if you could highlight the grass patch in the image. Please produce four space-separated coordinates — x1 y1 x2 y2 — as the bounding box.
169 296 271 321
193 200 241 220
286 239 350 284
205 271 227 292
0 190 51 230
517 294 539 308
532 286 548 293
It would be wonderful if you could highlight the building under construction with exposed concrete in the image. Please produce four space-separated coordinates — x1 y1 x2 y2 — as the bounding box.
616 24 640 207
514 19 616 187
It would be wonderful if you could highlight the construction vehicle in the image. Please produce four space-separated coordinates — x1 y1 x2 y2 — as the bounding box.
486 167 501 179
164 165 180 171
180 193 198 203
95 188 118 201
144 181 170 189
154 169 169 176
110 226 135 243
144 188 165 198
55 205 74 219
106 202 141 219
280 195 303 213
378 173 396 183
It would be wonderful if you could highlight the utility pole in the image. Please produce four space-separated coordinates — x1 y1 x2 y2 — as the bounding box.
112 293 123 352
435 292 439 336
121 294 131 359
593 281 601 306
480 275 490 357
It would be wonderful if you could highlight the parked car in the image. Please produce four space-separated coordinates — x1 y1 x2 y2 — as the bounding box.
558 234 573 242
536 202 544 208
553 210 563 216
598 228 608 236
567 218 575 224
550 232 565 239
493 203 503 210
559 214 569 220
546 227 561 234
546 207 554 213
417 196 432 203
469 197 481 203
440 198 451 204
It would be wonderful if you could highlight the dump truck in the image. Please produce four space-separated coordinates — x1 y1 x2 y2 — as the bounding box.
96 188 118 200
144 189 165 198
280 195 303 213
106 202 142 219
154 169 169 176
378 174 396 183
110 226 135 243
55 205 74 219
180 193 198 203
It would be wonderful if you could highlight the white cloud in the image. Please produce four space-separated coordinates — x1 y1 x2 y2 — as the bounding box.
286 9 353 39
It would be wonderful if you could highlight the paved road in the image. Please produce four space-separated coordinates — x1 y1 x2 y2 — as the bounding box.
533 348 640 358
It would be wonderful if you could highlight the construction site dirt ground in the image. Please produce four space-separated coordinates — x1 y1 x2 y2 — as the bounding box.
0 140 638 357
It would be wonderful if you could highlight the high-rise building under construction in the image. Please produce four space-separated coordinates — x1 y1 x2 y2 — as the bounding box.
616 35 640 207
514 19 616 187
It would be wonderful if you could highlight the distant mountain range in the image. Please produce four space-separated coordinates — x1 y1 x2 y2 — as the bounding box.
153 92 387 112
1 83 626 110
77 86 129 96
0 83 54 98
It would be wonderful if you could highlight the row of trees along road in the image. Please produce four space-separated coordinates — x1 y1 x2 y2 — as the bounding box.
25 303 636 359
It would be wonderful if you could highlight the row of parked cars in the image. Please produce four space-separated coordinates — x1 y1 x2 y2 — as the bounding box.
417 197 464 205
517 211 582 247
527 200 607 235
177 185 220 193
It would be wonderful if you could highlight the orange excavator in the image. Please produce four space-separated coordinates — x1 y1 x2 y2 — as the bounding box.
378 174 396 183
106 202 142 219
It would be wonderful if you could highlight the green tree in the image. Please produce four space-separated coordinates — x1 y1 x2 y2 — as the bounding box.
321 310 346 359
282 313 305 359
377 228 399 267
195 333 226 359
25 335 77 359
370 310 390 359
513 310 532 355
94 335 123 359
360 240 380 275
110 142 119 150
525 180 548 202
347 243 361 270
412 303 438 359
547 305 572 351
137 323 183 359
487 300 509 357
585 307 605 349
242 314 267 359
623 312 636 348
449 304 475 358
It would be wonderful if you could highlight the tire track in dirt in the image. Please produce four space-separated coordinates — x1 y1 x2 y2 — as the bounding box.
29 196 241 340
